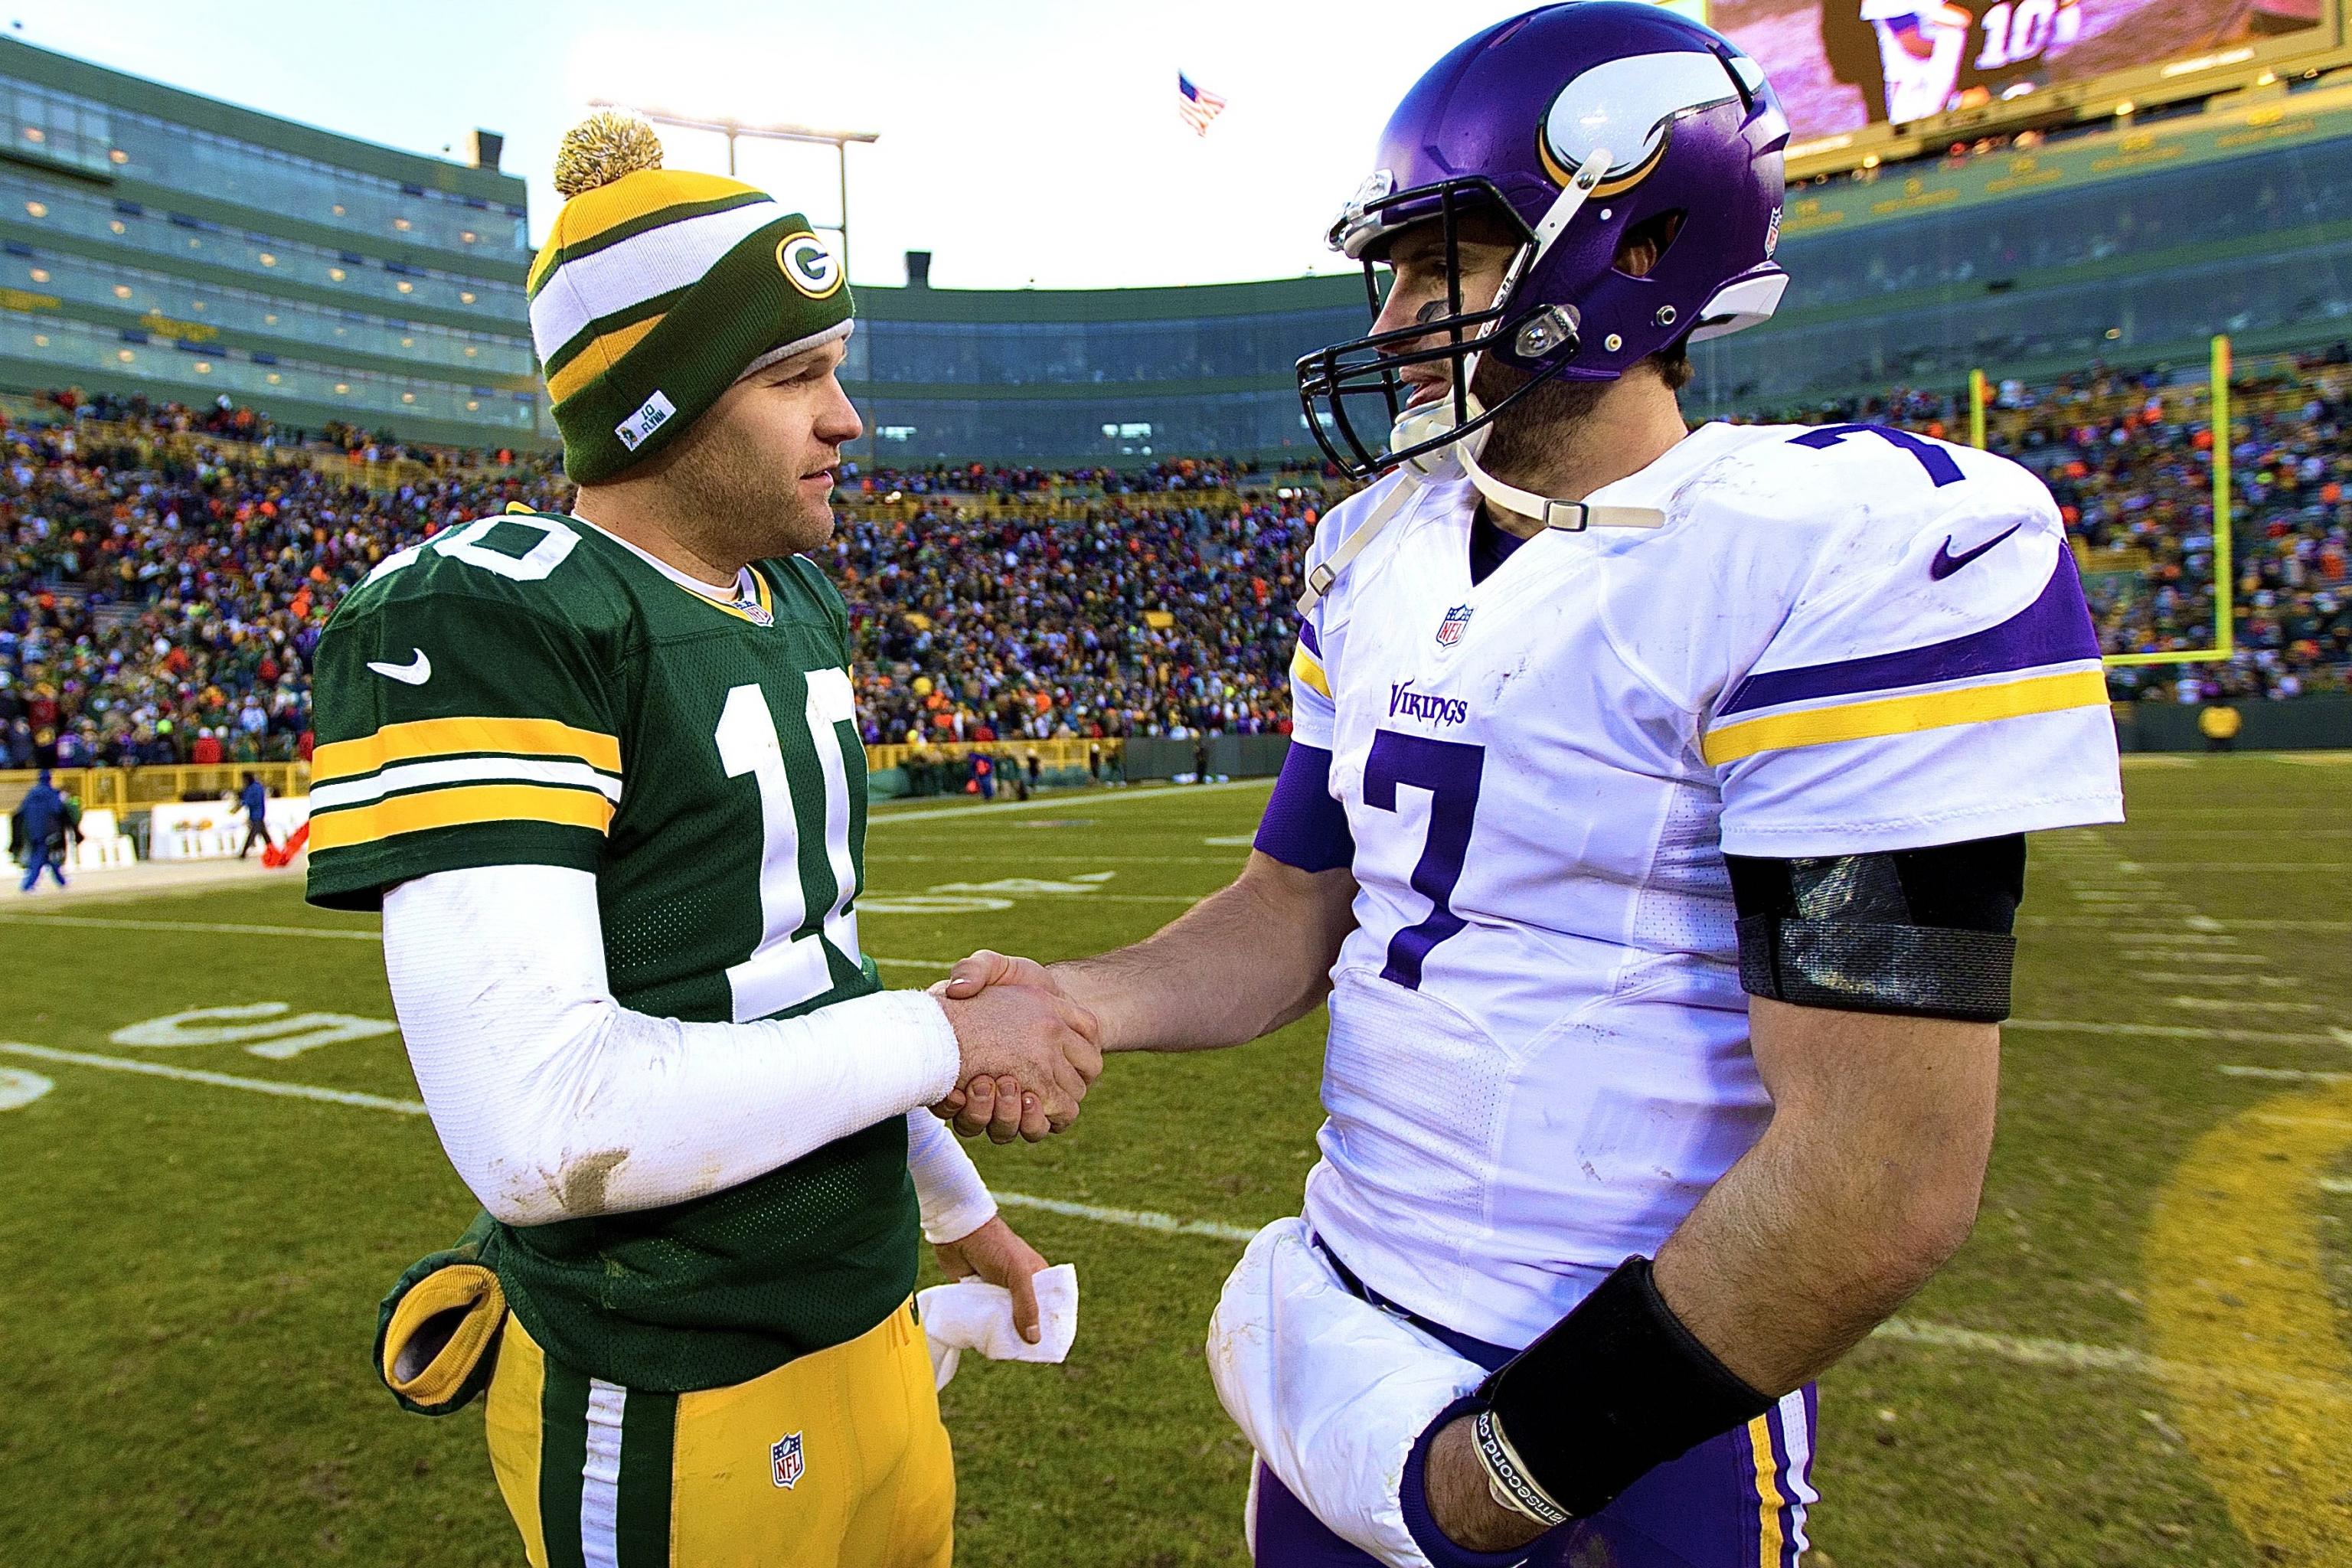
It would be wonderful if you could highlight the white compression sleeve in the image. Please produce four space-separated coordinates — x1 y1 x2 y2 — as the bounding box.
383 864 961 1227
905 1109 998 1245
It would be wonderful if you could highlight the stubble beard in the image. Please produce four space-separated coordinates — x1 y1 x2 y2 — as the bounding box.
1467 359 1612 482
661 418 835 565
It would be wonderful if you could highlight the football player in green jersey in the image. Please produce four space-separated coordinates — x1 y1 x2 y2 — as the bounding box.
307 115 1099 1568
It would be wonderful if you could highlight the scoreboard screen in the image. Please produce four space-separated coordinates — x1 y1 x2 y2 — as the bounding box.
1707 0 2332 142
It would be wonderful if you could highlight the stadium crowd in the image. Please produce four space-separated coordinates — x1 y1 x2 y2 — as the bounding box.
2 364 2345 773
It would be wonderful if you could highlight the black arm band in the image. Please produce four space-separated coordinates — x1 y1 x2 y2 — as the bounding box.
1726 835 2024 1022
1477 1256 1772 1520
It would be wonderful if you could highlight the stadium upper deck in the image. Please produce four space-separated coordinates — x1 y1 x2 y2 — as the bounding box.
0 36 539 449
0 39 2348 466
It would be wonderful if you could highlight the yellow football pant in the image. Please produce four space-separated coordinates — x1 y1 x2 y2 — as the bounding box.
484 1300 952 1568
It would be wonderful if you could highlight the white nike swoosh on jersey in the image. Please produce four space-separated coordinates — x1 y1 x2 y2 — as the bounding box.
366 649 433 685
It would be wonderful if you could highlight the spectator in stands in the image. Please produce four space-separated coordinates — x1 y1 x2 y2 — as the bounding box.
11 767 68 892
237 770 273 859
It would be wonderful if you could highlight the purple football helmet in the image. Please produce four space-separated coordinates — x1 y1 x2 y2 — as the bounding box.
1298 2 1792 479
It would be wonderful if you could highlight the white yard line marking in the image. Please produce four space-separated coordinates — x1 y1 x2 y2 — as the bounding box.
14 1032 2333 1394
1867 1319 2342 1396
2007 1020 2349 1047
991 1191 1262 1243
0 1043 427 1114
0 913 383 941
2174 998 2326 1014
2221 1065 2352 1085
868 779 1271 825
2118 952 2272 965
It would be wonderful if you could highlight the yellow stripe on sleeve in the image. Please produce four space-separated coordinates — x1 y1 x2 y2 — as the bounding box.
1700 668 2107 767
1748 1415 1786 1568
314 717 622 783
306 782 614 852
1289 645 1331 700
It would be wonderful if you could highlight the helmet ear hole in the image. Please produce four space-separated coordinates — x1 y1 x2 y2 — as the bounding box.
1613 210 1686 279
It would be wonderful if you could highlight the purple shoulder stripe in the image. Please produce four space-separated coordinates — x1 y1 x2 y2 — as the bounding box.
1720 547 2099 719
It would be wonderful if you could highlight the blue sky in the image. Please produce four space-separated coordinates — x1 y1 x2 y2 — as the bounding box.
12 0 1581 290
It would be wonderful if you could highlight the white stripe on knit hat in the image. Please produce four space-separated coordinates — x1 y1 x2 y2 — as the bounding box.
530 198 781 367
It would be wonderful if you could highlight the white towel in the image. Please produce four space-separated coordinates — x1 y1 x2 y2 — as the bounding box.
917 1263 1080 1389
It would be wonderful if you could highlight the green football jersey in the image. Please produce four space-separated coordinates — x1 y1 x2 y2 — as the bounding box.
306 506 916 1393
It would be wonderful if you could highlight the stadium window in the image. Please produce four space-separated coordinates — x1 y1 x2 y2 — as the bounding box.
879 425 919 442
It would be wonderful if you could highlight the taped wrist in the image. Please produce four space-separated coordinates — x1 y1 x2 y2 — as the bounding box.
1476 1256 1770 1520
1727 835 2025 1022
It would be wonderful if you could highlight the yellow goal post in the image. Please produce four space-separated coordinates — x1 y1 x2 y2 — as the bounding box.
1966 335 2236 671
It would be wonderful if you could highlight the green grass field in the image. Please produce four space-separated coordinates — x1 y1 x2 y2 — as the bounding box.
2 754 2347 1567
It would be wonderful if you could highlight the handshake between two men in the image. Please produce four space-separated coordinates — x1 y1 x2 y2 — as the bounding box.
926 950 1105 1142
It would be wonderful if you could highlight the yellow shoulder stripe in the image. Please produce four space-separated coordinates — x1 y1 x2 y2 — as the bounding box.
1702 668 2106 766
315 717 622 783
307 782 614 852
1289 645 1331 700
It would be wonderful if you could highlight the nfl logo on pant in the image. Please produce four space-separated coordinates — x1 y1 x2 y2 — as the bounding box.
771 1431 805 1490
1436 605 1473 647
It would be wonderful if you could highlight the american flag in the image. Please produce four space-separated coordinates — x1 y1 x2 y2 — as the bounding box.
1178 74 1227 137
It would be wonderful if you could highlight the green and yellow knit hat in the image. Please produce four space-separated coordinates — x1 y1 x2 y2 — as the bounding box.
529 113 853 483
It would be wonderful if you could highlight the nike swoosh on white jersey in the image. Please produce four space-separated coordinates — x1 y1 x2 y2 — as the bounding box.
366 649 433 685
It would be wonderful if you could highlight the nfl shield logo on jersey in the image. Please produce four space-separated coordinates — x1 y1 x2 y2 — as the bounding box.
771 1431 805 1490
1436 605 1473 647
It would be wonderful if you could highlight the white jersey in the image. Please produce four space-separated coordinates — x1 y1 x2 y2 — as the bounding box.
1288 420 2122 1350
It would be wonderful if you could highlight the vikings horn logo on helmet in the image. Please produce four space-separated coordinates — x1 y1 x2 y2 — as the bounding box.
1536 51 1749 195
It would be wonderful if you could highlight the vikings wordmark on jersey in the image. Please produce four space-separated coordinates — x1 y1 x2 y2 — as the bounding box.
1285 420 2122 1353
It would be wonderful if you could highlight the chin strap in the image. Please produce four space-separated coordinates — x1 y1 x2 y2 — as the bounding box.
1295 144 1667 616
1459 438 1665 534
1298 468 1426 615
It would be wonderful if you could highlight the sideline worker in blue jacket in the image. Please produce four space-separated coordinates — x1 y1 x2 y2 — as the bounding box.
12 769 67 892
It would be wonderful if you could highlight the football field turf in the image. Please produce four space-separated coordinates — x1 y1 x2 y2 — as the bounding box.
1 753 2347 1567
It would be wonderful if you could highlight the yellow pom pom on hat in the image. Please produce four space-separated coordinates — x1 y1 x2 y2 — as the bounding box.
529 110 852 483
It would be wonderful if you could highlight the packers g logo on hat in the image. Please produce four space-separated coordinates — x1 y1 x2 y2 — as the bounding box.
777 233 844 299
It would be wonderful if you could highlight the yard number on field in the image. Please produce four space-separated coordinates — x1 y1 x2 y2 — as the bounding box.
109 1002 398 1060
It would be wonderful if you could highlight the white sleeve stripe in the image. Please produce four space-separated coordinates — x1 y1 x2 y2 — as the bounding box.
310 756 625 812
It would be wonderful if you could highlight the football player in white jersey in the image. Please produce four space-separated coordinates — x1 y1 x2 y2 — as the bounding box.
935 7 2122 1566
